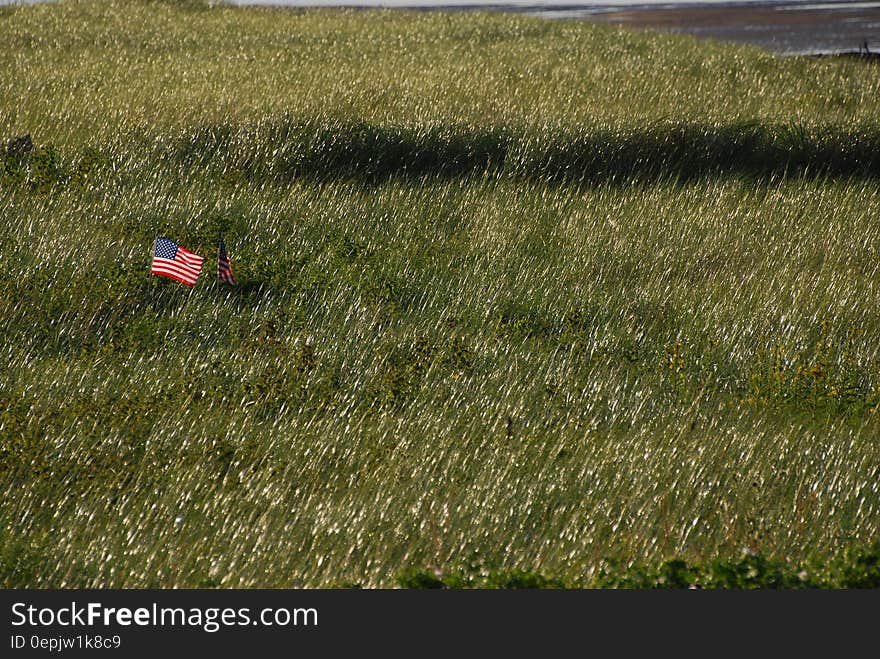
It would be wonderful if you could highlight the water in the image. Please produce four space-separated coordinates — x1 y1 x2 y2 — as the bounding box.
0 0 868 7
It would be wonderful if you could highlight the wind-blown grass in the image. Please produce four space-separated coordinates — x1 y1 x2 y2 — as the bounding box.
9 118 880 187
1 1 878 587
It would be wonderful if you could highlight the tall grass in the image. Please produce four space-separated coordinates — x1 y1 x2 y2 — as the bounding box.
1 1 878 587
3 0 880 144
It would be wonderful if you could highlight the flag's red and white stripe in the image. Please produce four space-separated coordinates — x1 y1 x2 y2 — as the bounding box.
218 237 236 285
151 237 204 286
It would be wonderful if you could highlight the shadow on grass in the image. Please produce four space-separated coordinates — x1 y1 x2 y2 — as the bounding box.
216 280 265 300
167 117 880 186
9 120 880 190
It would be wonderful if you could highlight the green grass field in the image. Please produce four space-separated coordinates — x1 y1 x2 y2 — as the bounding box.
1 0 879 588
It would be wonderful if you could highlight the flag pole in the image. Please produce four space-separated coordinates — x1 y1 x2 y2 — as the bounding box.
148 237 156 308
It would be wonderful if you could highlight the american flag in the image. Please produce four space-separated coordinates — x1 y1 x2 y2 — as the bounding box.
218 236 236 284
151 237 204 286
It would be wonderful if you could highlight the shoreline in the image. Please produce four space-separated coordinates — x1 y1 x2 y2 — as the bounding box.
579 4 880 54
226 1 880 55
3 0 880 54
427 2 880 54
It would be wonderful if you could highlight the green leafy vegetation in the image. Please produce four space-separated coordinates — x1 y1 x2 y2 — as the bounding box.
1 1 878 588
400 540 880 588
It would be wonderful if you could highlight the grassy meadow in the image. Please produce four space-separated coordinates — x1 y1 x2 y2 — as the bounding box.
1 0 879 587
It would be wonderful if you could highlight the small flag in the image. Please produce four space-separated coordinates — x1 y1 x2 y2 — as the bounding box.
151 237 204 286
218 236 236 285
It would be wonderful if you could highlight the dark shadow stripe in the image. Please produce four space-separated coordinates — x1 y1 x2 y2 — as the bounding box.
168 118 880 185
9 119 880 189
